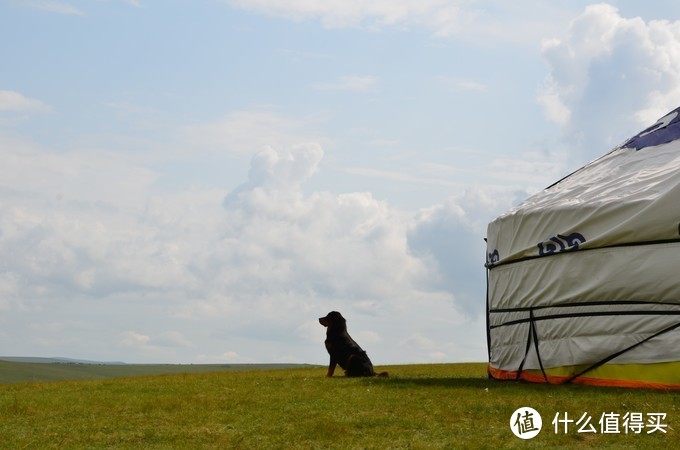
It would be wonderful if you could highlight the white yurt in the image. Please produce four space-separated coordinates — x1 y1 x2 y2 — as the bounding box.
485 107 680 389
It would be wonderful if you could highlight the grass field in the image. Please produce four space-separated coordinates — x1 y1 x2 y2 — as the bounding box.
0 362 677 449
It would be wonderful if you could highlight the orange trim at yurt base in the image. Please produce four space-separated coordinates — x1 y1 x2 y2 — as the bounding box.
488 363 680 390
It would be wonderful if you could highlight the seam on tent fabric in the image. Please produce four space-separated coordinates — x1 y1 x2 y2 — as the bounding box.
490 300 680 313
489 310 680 329
563 321 680 385
485 237 680 269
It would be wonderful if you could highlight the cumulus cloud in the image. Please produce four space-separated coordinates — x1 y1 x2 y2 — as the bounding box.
0 134 221 317
0 90 52 113
408 188 521 317
229 143 324 194
538 4 680 159
0 131 500 363
213 143 429 311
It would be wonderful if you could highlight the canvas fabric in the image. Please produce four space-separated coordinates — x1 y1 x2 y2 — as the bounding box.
485 108 680 388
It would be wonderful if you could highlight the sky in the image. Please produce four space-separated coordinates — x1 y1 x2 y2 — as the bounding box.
2 0 680 365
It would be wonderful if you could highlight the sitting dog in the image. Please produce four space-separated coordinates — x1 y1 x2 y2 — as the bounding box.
318 311 388 377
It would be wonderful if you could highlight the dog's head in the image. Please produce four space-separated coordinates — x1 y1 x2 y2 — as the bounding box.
319 311 346 329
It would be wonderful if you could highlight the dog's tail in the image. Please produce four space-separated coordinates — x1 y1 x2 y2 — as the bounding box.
376 371 389 378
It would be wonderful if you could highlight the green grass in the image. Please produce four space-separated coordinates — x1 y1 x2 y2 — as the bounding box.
0 363 677 449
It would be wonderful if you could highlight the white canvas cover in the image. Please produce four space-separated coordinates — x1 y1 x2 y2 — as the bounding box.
486 107 680 387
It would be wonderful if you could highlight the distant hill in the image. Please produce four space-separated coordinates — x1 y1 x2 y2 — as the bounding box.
0 356 127 365
0 358 318 384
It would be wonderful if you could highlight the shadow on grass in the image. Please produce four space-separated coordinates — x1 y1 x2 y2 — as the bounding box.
372 376 672 396
374 378 596 391
369 376 492 389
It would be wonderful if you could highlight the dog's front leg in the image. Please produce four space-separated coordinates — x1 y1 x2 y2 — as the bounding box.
327 357 337 377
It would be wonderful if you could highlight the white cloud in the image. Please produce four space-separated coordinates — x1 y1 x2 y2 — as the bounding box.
453 80 487 92
0 133 156 207
313 76 378 92
296 319 326 343
5 0 608 367
120 331 151 348
403 333 436 350
356 330 382 344
0 90 52 113
21 0 84 16
538 4 680 159
226 0 471 35
231 143 324 193
224 0 577 44
180 110 327 155
118 331 191 360
213 143 430 310
154 331 192 348
536 85 570 126
436 76 488 93
0 130 506 364
345 167 461 188
407 188 520 317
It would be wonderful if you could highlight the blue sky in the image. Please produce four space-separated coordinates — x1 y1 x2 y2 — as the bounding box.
2 0 680 364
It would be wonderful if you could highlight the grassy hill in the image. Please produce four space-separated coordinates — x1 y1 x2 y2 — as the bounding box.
0 363 675 448
0 358 313 384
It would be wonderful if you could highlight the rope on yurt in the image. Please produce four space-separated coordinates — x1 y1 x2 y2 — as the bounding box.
515 308 549 383
529 308 549 383
562 320 680 385
485 264 493 379
514 313 533 381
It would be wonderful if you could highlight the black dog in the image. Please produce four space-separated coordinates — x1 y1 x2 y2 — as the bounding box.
319 311 388 377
